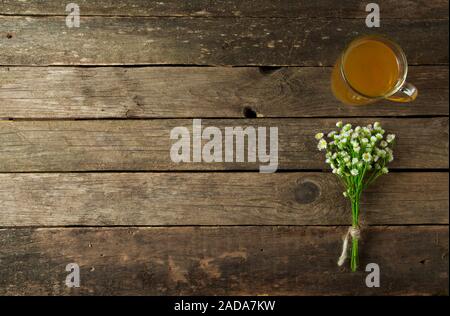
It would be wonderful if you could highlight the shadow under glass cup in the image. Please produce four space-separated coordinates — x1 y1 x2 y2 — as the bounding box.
331 35 418 106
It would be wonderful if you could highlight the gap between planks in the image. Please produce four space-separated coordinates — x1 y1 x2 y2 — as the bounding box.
0 168 448 173
1 224 448 229
1 14 449 20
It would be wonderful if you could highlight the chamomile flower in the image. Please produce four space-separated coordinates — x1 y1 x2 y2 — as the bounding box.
374 122 381 130
350 169 359 176
352 157 359 165
380 140 388 148
370 136 377 143
317 139 327 151
315 132 324 140
336 121 343 128
387 153 394 162
381 167 389 174
386 134 396 143
362 152 372 162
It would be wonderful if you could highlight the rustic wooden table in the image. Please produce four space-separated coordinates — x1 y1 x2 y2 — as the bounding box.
0 1 448 295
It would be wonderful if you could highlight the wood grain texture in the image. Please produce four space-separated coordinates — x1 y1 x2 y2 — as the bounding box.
0 172 447 226
1 17 448 66
0 0 448 18
0 66 447 118
0 226 447 295
0 0 447 298
0 118 447 172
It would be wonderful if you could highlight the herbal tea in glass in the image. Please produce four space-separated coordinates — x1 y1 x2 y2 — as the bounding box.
331 35 418 105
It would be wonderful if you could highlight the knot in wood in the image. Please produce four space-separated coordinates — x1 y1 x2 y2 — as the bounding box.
294 181 320 204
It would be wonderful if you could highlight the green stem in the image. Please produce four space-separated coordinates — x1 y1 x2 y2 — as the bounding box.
350 198 360 272
351 237 359 272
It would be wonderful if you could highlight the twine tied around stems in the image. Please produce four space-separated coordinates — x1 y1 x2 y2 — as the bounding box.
337 226 361 266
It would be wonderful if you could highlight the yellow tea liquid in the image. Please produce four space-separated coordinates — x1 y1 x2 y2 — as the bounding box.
332 38 401 105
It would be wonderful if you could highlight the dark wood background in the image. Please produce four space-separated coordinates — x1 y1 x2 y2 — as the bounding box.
0 0 448 295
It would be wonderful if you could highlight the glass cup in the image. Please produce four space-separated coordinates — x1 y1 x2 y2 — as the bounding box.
331 35 418 105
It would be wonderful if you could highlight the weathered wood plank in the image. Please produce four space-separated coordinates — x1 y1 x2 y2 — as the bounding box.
1 17 447 66
0 172 447 226
0 0 448 18
0 118 447 171
0 226 447 295
0 66 447 118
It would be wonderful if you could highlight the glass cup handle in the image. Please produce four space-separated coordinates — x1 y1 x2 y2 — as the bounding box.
386 82 418 103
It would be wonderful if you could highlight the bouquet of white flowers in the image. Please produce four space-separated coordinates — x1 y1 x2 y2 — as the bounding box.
315 121 395 271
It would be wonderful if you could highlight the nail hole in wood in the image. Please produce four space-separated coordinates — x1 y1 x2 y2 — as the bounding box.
259 66 282 75
243 106 257 118
294 181 320 204
6 33 13 39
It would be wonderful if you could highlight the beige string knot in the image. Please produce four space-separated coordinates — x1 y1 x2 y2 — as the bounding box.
337 226 361 266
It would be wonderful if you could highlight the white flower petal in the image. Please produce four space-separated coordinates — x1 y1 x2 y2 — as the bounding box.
350 169 359 176
315 132 324 140
386 134 396 143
